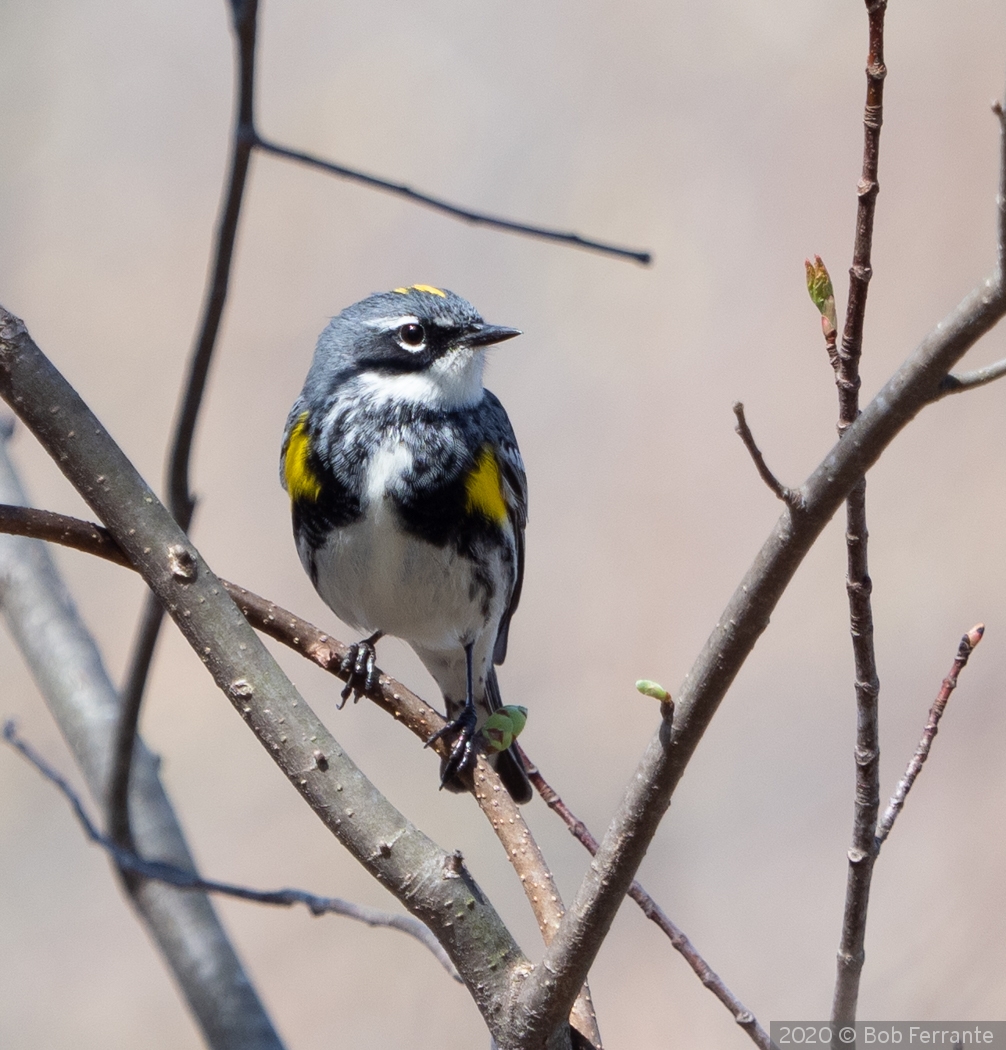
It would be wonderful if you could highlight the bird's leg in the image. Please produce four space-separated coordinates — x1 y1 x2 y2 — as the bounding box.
337 630 384 707
425 642 479 787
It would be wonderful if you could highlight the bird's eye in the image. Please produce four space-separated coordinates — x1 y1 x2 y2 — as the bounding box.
399 323 425 348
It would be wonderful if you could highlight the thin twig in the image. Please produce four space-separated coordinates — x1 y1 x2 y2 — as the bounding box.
2 720 461 983
996 98 1006 275
935 355 1006 398
253 135 651 264
112 0 260 849
516 746 772 1050
835 1 887 431
831 1 888 1030
875 625 984 848
732 403 803 510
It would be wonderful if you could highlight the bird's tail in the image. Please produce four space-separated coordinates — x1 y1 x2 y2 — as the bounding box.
439 668 533 804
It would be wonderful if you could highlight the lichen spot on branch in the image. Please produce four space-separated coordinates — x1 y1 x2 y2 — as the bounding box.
284 412 322 503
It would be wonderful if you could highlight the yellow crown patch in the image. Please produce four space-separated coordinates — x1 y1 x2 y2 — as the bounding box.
393 284 446 298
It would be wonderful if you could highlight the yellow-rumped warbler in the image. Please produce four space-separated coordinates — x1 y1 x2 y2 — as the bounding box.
280 285 532 803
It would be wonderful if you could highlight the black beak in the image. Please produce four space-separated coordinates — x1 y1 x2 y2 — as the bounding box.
462 324 522 348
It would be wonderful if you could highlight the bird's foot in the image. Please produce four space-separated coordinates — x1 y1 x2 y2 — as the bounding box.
337 631 382 708
426 704 478 788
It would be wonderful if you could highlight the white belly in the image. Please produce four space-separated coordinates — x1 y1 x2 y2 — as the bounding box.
308 443 505 653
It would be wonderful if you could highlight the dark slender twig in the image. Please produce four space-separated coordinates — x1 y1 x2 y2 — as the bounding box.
112 0 260 850
932 103 1006 403
2 719 461 982
732 403 803 510
830 3 887 1031
253 135 651 264
875 625 984 847
835 1 887 430
516 746 772 1050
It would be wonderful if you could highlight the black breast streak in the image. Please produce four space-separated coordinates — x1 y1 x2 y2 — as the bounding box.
290 429 364 569
393 434 510 624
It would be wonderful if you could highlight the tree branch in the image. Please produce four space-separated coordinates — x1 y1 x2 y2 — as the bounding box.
831 0 888 1028
3 720 461 983
0 307 536 1046
732 402 803 510
511 94 1006 1047
0 500 600 1047
517 747 772 1050
253 135 650 264
874 625 984 848
0 432 284 1050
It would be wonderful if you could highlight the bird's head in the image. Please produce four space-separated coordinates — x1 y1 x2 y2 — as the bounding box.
305 285 520 410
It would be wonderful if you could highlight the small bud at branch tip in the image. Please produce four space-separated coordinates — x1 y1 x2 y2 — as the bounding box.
805 255 838 331
636 679 671 702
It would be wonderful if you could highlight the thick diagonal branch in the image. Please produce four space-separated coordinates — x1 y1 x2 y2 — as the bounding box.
0 307 532 1043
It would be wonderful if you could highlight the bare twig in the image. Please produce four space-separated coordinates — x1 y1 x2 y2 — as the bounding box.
875 625 984 848
517 746 772 1050
831 2 888 1029
732 403 803 510
835 1 887 431
3 720 461 983
253 135 650 264
935 355 1006 397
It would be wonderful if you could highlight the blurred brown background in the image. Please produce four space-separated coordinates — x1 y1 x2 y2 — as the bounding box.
2 1 1006 1047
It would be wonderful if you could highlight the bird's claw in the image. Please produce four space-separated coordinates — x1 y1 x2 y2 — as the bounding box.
338 637 380 708
426 705 478 788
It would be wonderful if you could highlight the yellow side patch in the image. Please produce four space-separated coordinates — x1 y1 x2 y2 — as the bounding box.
284 412 322 502
465 446 508 524
393 284 446 298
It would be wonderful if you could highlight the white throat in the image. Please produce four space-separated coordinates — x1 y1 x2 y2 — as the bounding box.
356 347 486 410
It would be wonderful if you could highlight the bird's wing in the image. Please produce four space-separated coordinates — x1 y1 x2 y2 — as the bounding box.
487 394 528 666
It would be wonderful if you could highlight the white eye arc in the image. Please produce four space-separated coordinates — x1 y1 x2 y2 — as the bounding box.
396 323 426 351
